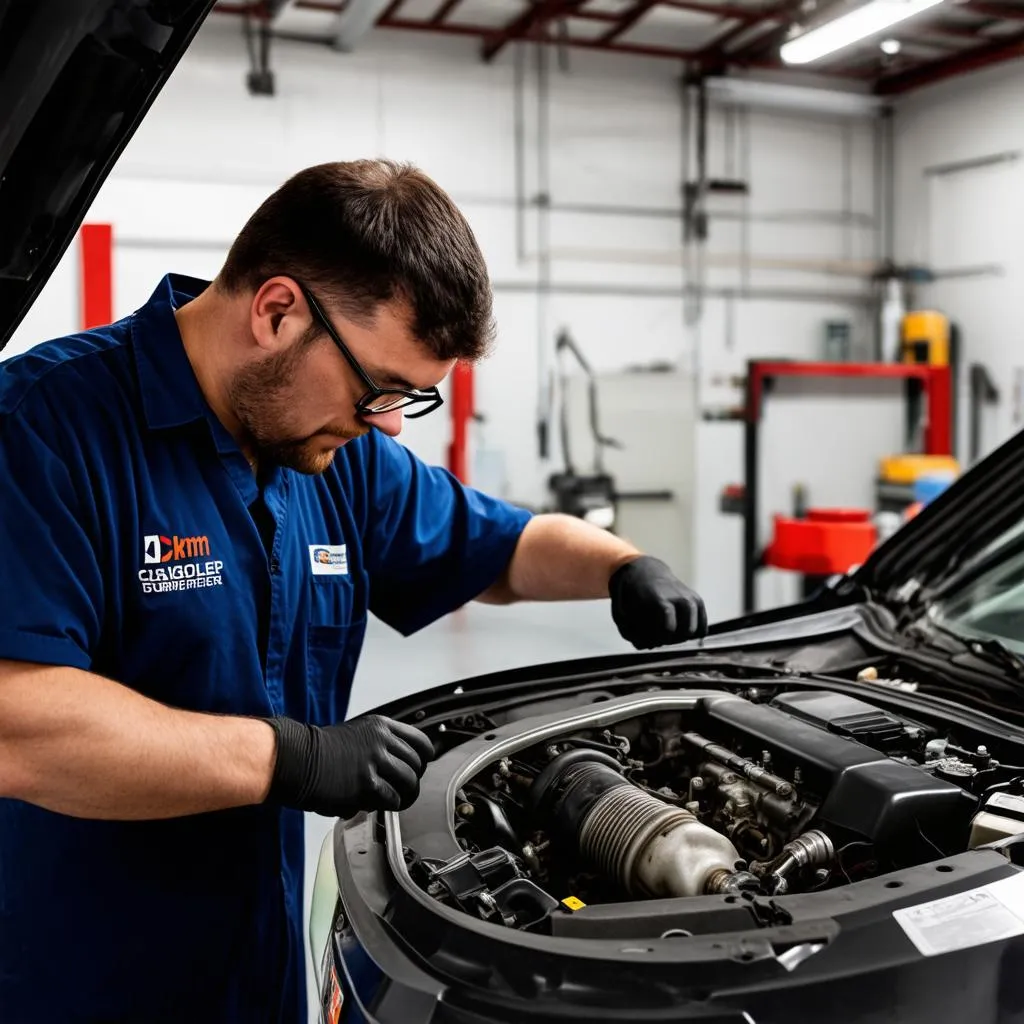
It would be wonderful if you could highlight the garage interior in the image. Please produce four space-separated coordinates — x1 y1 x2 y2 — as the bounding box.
6 0 1024 1015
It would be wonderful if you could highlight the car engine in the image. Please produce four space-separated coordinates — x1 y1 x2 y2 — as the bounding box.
402 686 1019 931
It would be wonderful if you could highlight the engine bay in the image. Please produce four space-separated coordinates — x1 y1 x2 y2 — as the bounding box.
401 677 1024 933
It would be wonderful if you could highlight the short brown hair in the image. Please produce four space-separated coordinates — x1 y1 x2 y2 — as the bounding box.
217 160 494 361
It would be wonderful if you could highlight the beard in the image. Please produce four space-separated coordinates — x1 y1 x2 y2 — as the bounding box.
227 340 365 475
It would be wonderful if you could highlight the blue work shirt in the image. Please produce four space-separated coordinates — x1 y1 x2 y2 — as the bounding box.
0 275 532 1023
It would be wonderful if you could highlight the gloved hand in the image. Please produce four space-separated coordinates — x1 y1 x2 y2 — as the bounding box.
265 714 434 818
609 555 708 650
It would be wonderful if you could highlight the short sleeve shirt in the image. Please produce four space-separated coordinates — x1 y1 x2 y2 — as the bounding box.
0 274 532 1023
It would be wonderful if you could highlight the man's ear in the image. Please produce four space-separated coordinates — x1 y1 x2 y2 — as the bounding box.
250 277 307 353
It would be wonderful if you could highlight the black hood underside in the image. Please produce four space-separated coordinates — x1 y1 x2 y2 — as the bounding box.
0 0 215 352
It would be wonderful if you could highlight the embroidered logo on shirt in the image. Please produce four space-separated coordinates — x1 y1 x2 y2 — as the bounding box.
139 531 224 594
309 544 348 576
143 533 210 564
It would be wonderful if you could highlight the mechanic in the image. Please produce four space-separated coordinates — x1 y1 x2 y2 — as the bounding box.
0 159 708 1023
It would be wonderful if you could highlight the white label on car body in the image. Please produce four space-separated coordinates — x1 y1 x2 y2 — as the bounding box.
893 871 1024 956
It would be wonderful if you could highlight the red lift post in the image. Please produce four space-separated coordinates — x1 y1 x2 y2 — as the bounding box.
741 360 953 614
79 223 113 330
447 361 474 485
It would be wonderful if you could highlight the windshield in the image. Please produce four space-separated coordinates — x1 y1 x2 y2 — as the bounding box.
932 519 1024 653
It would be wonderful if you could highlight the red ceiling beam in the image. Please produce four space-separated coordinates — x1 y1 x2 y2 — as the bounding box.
430 0 461 23
386 14 699 57
922 21 995 40
215 1 350 11
600 0 659 44
213 1 271 13
215 0 1019 91
535 27 699 56
697 17 761 62
223 0 733 23
741 54 866 78
876 25 1024 92
383 16 485 34
578 0 774 48
964 0 1024 19
481 0 584 60
887 35 961 52
658 0 767 19
721 0 807 61
599 0 764 48
293 0 346 11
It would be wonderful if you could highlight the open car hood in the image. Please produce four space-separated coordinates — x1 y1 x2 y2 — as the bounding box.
0 0 215 352
853 424 1024 602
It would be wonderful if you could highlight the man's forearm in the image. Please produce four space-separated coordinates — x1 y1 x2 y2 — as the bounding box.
0 660 276 820
478 513 641 603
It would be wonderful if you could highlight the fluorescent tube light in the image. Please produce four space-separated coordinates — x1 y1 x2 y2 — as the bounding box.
781 0 946 65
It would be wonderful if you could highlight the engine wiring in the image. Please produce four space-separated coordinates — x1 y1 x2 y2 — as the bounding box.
835 841 874 885
914 819 948 859
558 736 629 758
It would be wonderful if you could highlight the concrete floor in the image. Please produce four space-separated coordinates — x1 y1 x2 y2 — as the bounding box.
302 599 633 1017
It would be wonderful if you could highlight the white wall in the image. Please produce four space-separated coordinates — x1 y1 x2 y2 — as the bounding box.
6 15 891 620
894 60 1024 464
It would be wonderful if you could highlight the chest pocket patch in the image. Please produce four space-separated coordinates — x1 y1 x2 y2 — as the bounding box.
309 544 348 576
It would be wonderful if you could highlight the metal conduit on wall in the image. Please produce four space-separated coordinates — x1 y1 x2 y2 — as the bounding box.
109 173 878 228
113 235 874 305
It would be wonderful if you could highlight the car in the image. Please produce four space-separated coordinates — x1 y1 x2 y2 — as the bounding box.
309 457 1024 1023
8 5 1024 1024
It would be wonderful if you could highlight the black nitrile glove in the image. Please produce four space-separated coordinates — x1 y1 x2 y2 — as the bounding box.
265 714 434 818
609 555 708 650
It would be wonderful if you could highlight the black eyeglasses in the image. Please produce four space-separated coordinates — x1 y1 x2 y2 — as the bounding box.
298 284 444 420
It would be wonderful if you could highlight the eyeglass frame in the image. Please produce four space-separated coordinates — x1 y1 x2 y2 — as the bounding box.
297 282 444 420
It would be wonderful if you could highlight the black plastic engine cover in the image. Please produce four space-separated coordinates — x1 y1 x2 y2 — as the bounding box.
694 695 975 850
769 690 910 751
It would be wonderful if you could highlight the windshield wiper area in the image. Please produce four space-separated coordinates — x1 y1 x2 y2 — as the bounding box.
959 635 1024 683
909 618 1024 690
932 523 1024 602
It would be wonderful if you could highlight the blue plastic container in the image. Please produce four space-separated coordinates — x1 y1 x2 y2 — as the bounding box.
914 471 956 506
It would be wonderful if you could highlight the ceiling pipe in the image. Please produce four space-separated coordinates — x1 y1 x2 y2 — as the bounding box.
332 0 392 49
704 75 885 115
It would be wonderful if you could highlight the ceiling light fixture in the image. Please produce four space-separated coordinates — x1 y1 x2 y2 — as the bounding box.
880 37 902 54
780 0 945 65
